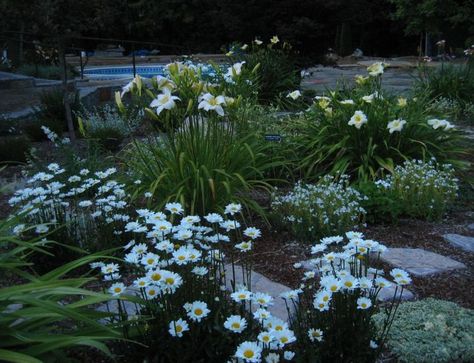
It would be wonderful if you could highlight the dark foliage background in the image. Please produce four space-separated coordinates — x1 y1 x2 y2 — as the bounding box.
0 0 473 59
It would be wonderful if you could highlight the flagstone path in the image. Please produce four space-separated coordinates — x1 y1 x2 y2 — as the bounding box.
443 234 474 253
380 248 467 277
224 264 292 321
301 65 415 94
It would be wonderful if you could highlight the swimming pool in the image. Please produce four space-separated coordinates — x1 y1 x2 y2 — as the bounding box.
83 63 221 80
83 65 168 80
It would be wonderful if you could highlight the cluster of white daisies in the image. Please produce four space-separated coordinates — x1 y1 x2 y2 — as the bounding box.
8 162 131 245
297 232 411 314
92 202 305 362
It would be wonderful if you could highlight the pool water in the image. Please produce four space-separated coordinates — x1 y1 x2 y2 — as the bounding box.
83 65 168 80
83 63 221 80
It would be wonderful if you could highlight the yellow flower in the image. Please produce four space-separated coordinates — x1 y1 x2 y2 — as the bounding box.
355 75 369 85
397 97 407 107
270 35 279 44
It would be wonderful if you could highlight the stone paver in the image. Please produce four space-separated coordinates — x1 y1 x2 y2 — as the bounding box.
377 285 414 302
301 65 414 94
96 295 141 318
380 248 466 277
225 264 292 321
468 224 474 231
444 234 474 253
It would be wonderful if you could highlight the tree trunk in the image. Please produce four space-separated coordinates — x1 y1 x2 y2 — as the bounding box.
58 44 76 144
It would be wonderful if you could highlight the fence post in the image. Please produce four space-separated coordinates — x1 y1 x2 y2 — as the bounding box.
132 43 136 77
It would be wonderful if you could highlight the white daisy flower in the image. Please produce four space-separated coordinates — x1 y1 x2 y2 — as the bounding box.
168 318 189 337
185 301 210 322
308 328 324 342
109 282 126 296
357 297 372 310
224 315 247 333
235 341 262 362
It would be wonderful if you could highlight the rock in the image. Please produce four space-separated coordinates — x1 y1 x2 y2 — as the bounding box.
444 234 474 253
380 248 466 277
352 48 364 58
377 285 414 302
96 292 141 321
225 264 292 321
299 259 319 271
467 224 474 231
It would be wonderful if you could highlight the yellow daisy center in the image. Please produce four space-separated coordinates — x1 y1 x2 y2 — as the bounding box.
244 350 254 359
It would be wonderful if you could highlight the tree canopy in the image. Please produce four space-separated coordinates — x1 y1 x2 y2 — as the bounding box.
1 0 472 58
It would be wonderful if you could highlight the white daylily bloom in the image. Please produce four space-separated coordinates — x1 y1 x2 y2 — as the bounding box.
427 118 455 130
198 93 226 116
387 118 407 133
367 62 386 76
120 75 140 98
254 39 263 45
287 90 301 100
270 35 279 44
225 62 245 79
150 89 180 115
155 75 175 91
340 99 355 105
348 110 368 129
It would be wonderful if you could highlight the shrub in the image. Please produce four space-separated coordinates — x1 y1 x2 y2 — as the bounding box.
25 89 82 141
292 62 466 181
414 63 474 107
94 203 297 362
78 104 140 151
271 175 366 242
0 215 120 362
0 135 31 163
360 159 459 222
232 38 300 104
289 232 411 362
373 298 474 363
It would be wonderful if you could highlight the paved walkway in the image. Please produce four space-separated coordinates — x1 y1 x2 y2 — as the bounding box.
301 65 415 94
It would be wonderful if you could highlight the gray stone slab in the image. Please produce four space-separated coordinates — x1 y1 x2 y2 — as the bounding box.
375 282 414 302
468 224 474 231
444 234 474 253
225 264 292 321
380 248 466 277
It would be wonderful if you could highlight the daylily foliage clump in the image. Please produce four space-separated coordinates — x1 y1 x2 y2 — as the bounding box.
291 62 465 180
